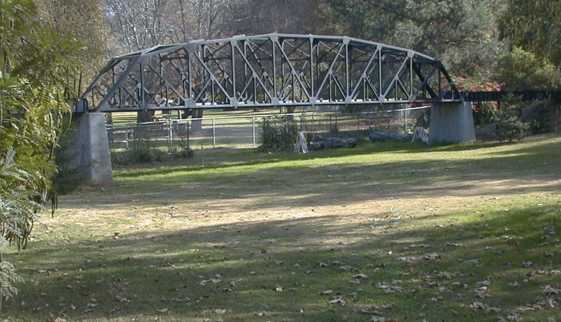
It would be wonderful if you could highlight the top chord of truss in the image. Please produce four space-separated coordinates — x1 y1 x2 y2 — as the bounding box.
79 33 461 112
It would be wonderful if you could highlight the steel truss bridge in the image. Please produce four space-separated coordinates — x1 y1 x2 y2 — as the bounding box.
79 33 464 113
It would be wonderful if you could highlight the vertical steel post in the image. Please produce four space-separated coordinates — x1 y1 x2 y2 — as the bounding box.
378 47 382 101
231 41 236 101
212 118 216 148
409 56 413 99
187 50 193 100
272 38 277 99
168 117 173 151
139 62 145 109
310 37 314 101
252 116 256 147
345 42 350 99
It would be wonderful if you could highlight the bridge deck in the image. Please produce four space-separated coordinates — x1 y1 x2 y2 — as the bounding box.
463 90 561 102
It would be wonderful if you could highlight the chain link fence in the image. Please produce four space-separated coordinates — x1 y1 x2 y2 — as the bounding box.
107 107 429 157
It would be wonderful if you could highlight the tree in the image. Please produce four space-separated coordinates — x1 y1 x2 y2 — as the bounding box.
499 1 561 132
36 0 108 82
105 0 170 53
105 0 230 123
496 47 561 91
499 0 561 66
324 0 504 81
225 0 324 35
0 0 88 309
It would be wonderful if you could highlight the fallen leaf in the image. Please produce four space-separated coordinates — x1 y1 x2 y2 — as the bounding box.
377 282 402 294
469 301 487 311
522 261 533 268
544 285 561 296
424 253 440 261
115 295 130 303
329 296 345 305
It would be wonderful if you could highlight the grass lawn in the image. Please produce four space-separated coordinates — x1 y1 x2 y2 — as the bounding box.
3 136 561 321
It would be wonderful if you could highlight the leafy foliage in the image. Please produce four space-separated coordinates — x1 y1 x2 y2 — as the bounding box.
1 0 77 246
324 0 503 80
0 0 96 310
499 1 561 66
112 127 194 165
0 150 44 250
0 259 22 311
522 101 556 134
0 149 37 311
496 47 561 90
259 117 299 152
474 102 498 126
493 102 529 143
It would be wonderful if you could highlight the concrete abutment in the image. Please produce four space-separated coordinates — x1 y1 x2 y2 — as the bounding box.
430 101 476 144
62 112 112 186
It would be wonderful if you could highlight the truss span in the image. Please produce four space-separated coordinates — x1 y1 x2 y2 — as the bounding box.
79 33 460 112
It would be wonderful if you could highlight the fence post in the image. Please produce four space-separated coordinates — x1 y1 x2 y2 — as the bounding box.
187 121 190 149
168 117 173 151
212 118 216 148
252 116 256 147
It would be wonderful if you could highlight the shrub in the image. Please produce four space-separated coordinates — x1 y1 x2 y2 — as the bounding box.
520 100 560 134
259 117 299 152
474 102 498 126
113 132 194 165
127 137 154 163
169 130 194 159
494 109 529 142
0 149 39 310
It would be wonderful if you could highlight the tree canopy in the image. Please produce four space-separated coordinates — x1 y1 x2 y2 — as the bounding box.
0 0 106 306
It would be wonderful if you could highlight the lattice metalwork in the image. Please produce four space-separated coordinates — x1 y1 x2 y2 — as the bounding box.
80 33 460 112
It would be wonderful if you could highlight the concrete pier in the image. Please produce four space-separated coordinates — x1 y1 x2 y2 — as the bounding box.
63 112 113 185
430 101 476 144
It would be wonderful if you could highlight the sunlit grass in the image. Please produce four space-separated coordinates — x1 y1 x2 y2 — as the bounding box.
4 135 561 321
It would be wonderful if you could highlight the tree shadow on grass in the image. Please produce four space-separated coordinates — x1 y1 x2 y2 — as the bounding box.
112 141 425 179
113 135 561 181
6 203 561 321
62 136 561 213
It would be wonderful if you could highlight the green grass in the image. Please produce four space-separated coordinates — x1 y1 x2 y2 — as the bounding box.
3 135 561 321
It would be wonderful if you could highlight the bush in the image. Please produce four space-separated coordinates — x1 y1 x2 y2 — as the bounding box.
0 259 22 310
0 149 39 310
259 117 299 152
169 135 194 159
494 109 529 142
112 132 194 165
474 102 498 126
127 133 155 163
520 100 560 134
